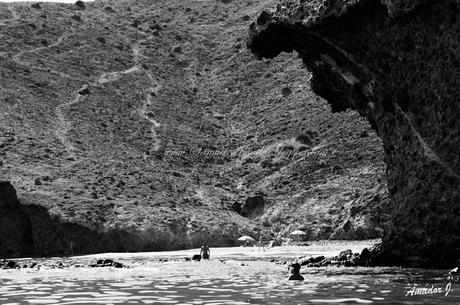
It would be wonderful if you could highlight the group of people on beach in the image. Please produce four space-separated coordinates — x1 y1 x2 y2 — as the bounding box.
198 243 304 281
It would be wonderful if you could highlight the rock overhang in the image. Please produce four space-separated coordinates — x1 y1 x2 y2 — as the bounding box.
247 0 460 267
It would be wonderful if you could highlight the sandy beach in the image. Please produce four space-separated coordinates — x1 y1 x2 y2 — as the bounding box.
76 239 381 262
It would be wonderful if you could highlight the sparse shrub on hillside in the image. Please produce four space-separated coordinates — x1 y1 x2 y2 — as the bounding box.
295 130 318 146
281 87 292 96
149 23 162 31
78 87 90 95
296 133 312 145
360 130 368 138
132 19 141 27
71 14 82 22
331 164 342 172
30 79 49 88
104 7 115 13
172 45 182 53
75 0 85 10
260 159 272 168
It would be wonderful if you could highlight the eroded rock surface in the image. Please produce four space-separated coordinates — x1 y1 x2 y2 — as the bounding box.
248 0 460 267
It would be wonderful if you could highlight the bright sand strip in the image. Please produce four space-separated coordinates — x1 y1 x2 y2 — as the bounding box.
76 239 381 261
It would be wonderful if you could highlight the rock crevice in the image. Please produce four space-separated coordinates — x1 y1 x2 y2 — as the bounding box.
248 0 460 267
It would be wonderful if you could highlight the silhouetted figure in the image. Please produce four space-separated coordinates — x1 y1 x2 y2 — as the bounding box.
69 241 74 256
288 263 304 280
258 235 265 252
200 244 210 259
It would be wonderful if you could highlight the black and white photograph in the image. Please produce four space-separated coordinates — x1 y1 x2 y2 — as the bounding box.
0 0 459 304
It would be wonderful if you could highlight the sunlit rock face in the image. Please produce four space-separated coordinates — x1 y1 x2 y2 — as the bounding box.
248 0 460 268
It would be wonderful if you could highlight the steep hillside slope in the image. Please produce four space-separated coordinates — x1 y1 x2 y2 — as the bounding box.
0 0 387 256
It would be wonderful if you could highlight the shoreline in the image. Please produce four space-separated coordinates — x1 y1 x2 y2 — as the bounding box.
78 239 381 260
2 239 380 266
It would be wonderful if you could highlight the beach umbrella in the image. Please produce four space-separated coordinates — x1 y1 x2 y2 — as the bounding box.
238 235 256 244
290 230 306 244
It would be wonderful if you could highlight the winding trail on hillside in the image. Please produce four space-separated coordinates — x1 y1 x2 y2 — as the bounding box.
54 31 163 163
132 37 162 152
0 5 20 26
12 32 73 79
13 34 68 63
8 6 19 22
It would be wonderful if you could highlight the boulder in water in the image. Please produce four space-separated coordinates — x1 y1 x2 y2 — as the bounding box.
89 258 126 268
337 249 353 261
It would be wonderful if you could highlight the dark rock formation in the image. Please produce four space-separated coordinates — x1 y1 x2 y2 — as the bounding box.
1 260 20 269
233 195 265 218
0 181 20 209
75 0 85 10
241 195 265 218
0 182 34 257
248 0 460 268
300 247 375 267
89 259 126 268
31 3 41 10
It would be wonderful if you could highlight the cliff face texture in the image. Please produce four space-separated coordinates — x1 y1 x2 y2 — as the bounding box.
248 0 460 267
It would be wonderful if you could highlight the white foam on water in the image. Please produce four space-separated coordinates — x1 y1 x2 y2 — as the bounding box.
310 298 373 304
26 299 60 304
2 291 48 297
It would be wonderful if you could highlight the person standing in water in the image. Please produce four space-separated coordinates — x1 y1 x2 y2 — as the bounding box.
288 263 304 280
200 244 210 259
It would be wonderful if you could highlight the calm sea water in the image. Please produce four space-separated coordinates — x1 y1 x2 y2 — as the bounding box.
0 259 459 305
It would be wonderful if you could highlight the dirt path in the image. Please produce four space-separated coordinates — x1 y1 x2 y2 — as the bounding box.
12 32 73 79
131 35 162 152
54 30 163 163
2 6 72 73
0 5 20 26
13 34 68 62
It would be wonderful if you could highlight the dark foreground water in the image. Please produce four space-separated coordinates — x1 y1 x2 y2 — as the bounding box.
0 260 459 305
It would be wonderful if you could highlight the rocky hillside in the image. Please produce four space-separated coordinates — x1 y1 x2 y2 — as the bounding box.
0 0 388 257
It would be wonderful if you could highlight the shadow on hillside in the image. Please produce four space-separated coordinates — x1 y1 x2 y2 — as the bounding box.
0 201 148 258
